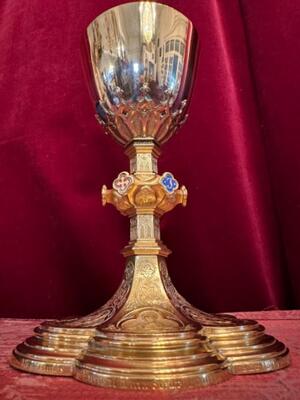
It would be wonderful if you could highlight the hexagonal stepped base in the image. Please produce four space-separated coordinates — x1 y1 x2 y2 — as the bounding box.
10 312 290 390
10 257 290 390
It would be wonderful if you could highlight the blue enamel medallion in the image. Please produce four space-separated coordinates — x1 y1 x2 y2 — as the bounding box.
160 172 179 194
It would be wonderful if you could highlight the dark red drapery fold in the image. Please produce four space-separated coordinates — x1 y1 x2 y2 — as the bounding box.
0 0 299 317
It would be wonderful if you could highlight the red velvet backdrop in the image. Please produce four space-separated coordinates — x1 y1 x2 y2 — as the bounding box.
0 0 300 318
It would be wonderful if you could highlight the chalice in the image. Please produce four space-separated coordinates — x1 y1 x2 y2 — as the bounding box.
11 1 289 390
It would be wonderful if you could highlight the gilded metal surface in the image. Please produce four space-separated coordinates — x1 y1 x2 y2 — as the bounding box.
95 98 188 145
11 0 289 391
102 169 187 218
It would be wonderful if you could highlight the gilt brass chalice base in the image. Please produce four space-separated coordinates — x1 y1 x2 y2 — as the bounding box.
11 2 289 390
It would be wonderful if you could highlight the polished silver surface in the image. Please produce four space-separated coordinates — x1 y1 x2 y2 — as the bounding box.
83 1 198 143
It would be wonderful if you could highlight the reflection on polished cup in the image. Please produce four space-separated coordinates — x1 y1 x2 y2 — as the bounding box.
84 1 198 145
